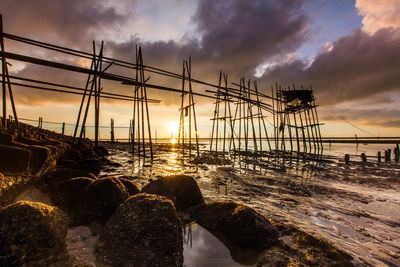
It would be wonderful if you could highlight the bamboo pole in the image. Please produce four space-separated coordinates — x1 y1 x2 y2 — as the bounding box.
0 15 6 127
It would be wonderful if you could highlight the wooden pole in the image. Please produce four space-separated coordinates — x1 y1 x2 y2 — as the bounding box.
291 85 300 152
139 47 153 160
178 61 185 159
110 118 115 143
79 42 100 140
62 122 65 135
215 72 222 153
223 73 227 154
209 72 219 152
187 58 199 157
272 86 276 150
73 55 95 139
94 41 103 148
225 74 236 153
0 14 6 127
248 79 258 152
5 63 17 124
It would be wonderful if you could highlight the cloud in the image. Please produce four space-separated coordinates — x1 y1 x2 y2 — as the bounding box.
356 0 400 34
259 27 400 106
0 0 126 48
319 107 400 129
2 0 311 106
107 0 310 104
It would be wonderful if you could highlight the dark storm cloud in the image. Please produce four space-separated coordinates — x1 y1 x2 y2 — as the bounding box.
0 0 126 48
191 0 309 75
2 0 310 105
107 0 310 103
259 27 400 105
110 0 310 75
319 107 400 128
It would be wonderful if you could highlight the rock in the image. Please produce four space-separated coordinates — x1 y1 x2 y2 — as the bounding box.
0 201 69 265
14 135 45 146
95 146 109 156
101 193 183 266
43 168 97 188
191 201 278 248
78 177 129 224
0 144 31 175
142 175 205 210
118 178 140 196
73 158 101 176
27 145 52 175
51 177 95 210
0 131 14 145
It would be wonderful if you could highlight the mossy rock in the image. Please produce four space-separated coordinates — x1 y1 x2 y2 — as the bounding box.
95 146 109 157
191 201 278 248
77 177 129 224
101 193 183 266
142 175 205 210
73 158 101 176
291 229 354 266
0 201 69 265
27 145 52 175
118 178 140 196
0 131 14 145
43 168 97 188
51 177 95 211
0 144 31 175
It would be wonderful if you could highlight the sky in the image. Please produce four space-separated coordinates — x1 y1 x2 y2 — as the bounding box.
1 0 400 139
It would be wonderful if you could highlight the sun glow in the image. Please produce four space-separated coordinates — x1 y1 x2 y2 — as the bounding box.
170 138 177 144
168 121 179 134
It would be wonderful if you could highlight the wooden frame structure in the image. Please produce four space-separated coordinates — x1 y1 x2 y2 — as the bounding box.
178 58 200 159
0 14 324 168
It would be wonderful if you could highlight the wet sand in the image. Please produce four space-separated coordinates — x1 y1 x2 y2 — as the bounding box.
101 142 400 266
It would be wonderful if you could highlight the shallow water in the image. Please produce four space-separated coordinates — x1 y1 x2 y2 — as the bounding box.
102 142 400 266
183 222 255 266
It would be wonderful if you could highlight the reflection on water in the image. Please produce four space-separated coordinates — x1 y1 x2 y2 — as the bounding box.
183 222 254 267
101 142 400 266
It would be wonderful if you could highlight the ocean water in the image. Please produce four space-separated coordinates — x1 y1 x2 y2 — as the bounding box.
100 141 400 266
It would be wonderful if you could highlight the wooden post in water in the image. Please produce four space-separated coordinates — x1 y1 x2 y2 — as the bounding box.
384 150 390 162
110 118 115 143
344 154 350 164
360 153 367 162
394 145 399 162
62 122 65 135
377 151 381 162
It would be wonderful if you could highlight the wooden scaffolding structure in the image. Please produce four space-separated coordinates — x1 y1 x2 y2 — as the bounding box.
178 58 200 159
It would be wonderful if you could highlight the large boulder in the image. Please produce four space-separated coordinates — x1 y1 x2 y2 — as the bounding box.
51 177 95 210
0 201 69 266
118 177 140 196
0 131 14 145
95 145 109 157
0 144 31 175
43 168 97 188
73 158 101 176
101 193 183 266
77 177 129 224
27 145 52 175
191 201 278 248
142 175 204 210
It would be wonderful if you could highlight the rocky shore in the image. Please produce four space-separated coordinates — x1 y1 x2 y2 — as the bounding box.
0 122 356 266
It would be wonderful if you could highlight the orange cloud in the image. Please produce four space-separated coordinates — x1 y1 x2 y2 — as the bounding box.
356 0 400 34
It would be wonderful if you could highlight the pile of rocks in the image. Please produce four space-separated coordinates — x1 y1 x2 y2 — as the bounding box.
0 123 356 266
